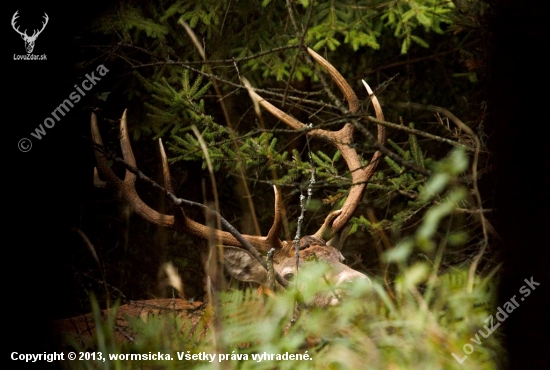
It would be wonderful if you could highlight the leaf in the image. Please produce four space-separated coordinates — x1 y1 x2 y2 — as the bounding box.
419 173 449 202
384 239 414 263
401 36 411 54
403 262 430 289
416 188 467 251
410 35 430 48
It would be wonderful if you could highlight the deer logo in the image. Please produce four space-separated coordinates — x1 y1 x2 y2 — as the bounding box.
11 10 49 54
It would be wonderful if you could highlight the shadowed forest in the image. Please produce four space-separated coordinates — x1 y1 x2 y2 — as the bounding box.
8 1 548 369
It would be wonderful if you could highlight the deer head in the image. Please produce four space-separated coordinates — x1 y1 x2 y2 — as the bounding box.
11 11 49 54
90 47 386 306
50 48 387 350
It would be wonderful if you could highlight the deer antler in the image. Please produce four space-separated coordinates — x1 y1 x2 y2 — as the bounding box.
91 110 283 252
245 47 386 241
11 11 26 39
11 11 48 41
32 13 49 39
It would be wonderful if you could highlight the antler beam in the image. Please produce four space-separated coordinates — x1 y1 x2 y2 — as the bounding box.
91 110 283 252
245 47 386 241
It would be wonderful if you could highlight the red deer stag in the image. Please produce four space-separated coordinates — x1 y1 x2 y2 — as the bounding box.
52 47 386 347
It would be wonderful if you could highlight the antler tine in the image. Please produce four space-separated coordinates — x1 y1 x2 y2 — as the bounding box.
91 112 121 186
93 168 107 188
358 80 386 185
246 49 386 243
158 138 174 194
158 135 283 250
306 47 360 113
362 80 386 140
91 111 175 228
265 185 283 245
30 13 48 38
315 81 386 241
119 110 137 184
11 11 25 37
91 111 283 252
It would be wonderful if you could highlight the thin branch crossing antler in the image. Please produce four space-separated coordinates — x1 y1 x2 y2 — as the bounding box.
90 48 385 291
245 47 386 241
91 111 283 252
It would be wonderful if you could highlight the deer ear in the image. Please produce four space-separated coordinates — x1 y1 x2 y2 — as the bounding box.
222 246 268 285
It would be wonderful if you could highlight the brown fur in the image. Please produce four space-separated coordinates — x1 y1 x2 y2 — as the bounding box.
51 299 206 349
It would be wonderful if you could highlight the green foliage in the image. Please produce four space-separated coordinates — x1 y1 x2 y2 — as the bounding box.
350 131 433 237
376 147 471 256
86 1 486 226
65 149 501 369
292 0 455 54
90 0 467 98
381 0 455 53
139 68 213 138
70 2 497 367
68 263 501 369
85 0 491 323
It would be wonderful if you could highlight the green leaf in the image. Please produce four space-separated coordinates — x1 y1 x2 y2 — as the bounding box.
416 188 467 251
384 239 414 263
410 35 430 48
419 173 449 202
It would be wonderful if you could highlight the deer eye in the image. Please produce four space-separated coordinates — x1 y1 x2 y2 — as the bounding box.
284 273 294 281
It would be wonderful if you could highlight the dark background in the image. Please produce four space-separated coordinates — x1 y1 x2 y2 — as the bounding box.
8 0 112 357
8 1 548 368
488 0 549 368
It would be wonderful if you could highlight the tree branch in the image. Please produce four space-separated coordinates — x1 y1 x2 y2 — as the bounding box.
91 142 289 288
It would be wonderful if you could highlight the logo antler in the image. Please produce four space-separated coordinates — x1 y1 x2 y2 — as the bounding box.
11 10 49 54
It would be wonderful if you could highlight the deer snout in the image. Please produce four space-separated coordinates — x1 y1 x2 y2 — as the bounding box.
335 269 371 287
328 269 371 305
